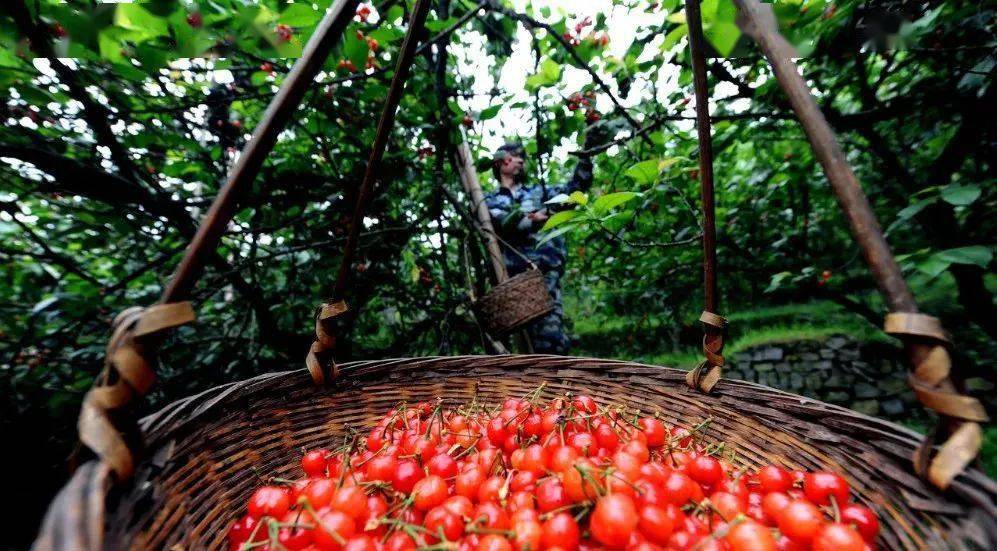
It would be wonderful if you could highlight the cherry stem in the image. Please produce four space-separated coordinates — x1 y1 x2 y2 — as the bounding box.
830 495 841 523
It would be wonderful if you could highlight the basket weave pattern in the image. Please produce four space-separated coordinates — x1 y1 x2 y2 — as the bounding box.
475 269 554 335
36 356 995 550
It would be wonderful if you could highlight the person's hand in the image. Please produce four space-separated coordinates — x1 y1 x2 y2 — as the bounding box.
527 209 549 223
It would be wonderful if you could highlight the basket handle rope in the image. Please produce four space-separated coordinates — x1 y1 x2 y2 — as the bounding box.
306 0 434 385
730 0 987 489
683 0 728 393
78 0 361 480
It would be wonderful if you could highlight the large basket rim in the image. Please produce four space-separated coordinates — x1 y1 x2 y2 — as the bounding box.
37 355 997 550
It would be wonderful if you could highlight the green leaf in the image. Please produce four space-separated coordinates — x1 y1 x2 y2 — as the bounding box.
897 198 933 220
343 29 369 70
593 192 640 214
764 271 793 293
569 191 589 206
625 160 660 185
251 71 270 86
369 27 405 44
935 246 992 268
662 25 688 52
915 255 951 278
940 184 981 206
115 4 169 36
886 198 934 234
526 58 562 91
479 105 502 121
704 21 740 56
541 210 582 231
280 4 322 26
536 224 577 246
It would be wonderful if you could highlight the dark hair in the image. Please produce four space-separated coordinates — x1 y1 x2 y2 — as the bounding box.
491 142 527 182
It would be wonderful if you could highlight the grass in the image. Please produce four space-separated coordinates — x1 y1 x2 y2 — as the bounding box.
568 299 995 477
572 300 895 369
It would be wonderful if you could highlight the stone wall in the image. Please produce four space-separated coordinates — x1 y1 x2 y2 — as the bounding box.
722 335 917 421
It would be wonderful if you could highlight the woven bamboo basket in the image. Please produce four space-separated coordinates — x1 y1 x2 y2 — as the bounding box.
475 269 555 335
36 356 995 550
29 0 997 548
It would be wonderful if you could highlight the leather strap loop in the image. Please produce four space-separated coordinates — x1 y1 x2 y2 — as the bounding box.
687 311 728 393
699 310 727 329
686 362 722 393
914 422 983 490
908 374 988 422
884 312 950 343
307 301 348 385
78 302 194 479
881 313 988 488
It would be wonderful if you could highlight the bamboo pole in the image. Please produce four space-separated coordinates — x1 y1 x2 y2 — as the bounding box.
454 140 509 282
731 0 986 489
452 138 532 354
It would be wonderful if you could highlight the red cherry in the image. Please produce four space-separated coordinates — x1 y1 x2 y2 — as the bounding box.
343 535 379 551
472 502 509 531
776 500 825 544
186 12 203 28
638 505 675 545
275 23 294 42
247 486 291 519
314 510 356 550
384 532 416 551
685 455 723 488
639 418 666 447
803 471 850 506
813 522 865 551
590 494 639 548
756 464 793 493
331 485 367 516
726 520 777 551
426 453 458 479
477 534 513 551
302 478 337 509
840 504 880 542
278 510 315 550
392 459 424 493
541 513 581 551
302 449 329 477
536 477 570 513
424 506 464 542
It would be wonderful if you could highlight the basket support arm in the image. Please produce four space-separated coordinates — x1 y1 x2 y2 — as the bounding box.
75 0 360 480
307 0 434 384
731 0 987 489
684 0 728 394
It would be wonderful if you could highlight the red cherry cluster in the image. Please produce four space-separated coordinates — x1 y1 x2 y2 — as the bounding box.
567 91 600 122
561 18 608 49
566 92 592 112
338 59 358 73
275 24 294 42
226 391 879 551
561 17 592 47
816 270 831 286
187 12 203 29
356 4 373 23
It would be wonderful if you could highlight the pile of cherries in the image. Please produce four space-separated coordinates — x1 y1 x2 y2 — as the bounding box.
227 391 880 550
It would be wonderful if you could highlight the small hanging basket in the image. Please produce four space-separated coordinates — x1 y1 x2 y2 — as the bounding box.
475 268 553 335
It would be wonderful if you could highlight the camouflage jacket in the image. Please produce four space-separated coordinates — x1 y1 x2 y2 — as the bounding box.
485 157 593 273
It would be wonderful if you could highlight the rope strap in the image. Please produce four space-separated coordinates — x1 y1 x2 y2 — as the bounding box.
78 302 195 479
884 312 988 489
307 301 349 385
686 310 728 393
